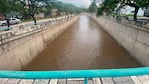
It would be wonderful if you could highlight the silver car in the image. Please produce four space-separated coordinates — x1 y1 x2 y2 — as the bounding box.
8 18 21 24
0 18 21 26
0 20 7 26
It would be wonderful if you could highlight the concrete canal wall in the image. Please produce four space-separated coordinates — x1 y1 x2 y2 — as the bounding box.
90 15 149 66
0 16 78 70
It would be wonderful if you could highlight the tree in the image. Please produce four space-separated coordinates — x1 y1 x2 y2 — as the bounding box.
0 0 82 23
0 0 22 18
88 0 97 13
47 0 82 16
20 0 47 25
97 0 149 21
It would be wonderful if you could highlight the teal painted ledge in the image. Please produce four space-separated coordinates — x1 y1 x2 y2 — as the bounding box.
0 67 149 79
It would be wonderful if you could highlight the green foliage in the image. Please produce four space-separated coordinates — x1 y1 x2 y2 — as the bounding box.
97 0 149 21
88 0 97 13
0 0 82 23
0 0 23 18
19 0 47 24
49 0 82 15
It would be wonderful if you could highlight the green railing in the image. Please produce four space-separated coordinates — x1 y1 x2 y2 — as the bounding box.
0 27 12 31
0 67 149 84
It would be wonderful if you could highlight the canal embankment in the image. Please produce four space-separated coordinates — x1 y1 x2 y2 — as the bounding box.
23 15 141 70
0 16 79 70
90 14 149 66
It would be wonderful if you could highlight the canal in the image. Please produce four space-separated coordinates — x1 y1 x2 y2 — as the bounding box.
23 15 141 71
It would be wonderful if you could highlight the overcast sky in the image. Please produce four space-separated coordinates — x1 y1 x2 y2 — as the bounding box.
58 0 144 15
58 0 92 8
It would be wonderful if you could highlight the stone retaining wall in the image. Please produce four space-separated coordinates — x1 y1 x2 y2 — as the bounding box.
90 15 149 66
0 16 78 70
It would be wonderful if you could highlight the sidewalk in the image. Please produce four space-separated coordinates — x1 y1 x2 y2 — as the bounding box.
0 75 149 84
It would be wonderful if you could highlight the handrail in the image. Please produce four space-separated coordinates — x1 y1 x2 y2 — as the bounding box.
0 67 149 84
0 67 149 79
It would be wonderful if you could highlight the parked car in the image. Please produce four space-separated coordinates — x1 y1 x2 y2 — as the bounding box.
144 9 149 17
8 18 21 24
0 20 7 26
0 18 21 26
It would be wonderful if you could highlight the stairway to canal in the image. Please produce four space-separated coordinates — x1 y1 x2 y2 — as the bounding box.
22 15 141 71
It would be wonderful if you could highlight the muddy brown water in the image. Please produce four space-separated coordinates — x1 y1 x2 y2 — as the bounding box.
23 15 141 71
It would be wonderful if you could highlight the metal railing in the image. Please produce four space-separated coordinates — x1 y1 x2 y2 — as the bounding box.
104 15 149 29
0 67 149 84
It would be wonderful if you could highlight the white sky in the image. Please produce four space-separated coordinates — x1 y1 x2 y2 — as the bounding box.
58 0 144 16
58 0 92 8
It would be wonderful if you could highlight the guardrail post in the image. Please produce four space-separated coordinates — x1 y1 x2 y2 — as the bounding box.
84 78 88 84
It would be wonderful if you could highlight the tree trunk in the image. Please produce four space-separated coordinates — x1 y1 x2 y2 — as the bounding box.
31 15 37 25
134 7 139 21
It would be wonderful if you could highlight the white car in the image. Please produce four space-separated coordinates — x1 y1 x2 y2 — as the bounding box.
9 18 21 24
0 20 7 26
0 18 21 26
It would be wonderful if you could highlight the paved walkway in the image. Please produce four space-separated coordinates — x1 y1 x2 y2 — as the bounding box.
0 75 149 84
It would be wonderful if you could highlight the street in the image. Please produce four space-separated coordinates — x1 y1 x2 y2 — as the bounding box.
0 16 71 34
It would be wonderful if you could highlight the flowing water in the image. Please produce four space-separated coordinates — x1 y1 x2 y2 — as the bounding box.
23 15 141 70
